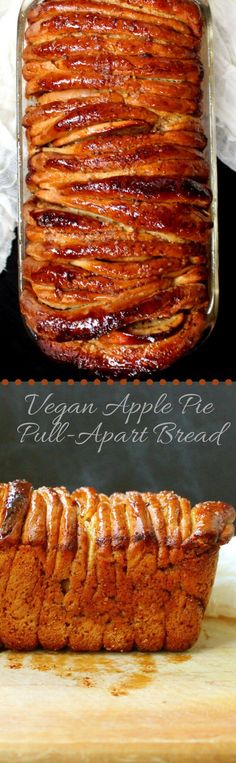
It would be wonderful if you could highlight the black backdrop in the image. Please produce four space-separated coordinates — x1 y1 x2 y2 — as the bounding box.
0 160 235 380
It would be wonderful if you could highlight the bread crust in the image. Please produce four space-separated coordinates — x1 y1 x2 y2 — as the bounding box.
0 482 234 651
21 0 211 375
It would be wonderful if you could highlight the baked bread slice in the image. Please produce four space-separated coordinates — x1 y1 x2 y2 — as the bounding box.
0 481 234 651
20 0 212 375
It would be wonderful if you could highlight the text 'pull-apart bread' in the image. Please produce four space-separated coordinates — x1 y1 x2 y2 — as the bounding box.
0 481 234 652
20 0 213 375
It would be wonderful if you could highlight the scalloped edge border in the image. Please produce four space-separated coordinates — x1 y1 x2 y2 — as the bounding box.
0 379 233 386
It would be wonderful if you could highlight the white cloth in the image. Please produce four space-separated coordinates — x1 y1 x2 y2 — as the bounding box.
212 0 236 172
0 0 236 272
0 0 22 271
206 536 236 619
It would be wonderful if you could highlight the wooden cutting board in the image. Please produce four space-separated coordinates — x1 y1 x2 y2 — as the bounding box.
0 617 235 762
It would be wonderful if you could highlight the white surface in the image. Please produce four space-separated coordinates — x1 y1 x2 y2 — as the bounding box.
0 0 236 271
0 618 235 762
206 536 236 619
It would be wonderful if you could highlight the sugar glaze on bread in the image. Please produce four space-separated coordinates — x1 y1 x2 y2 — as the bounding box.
20 0 212 375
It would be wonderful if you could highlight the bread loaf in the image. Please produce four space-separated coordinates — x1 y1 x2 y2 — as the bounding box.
0 481 234 651
20 0 212 375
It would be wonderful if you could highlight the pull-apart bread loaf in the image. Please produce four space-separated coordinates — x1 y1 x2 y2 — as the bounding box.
0 481 234 651
21 0 212 374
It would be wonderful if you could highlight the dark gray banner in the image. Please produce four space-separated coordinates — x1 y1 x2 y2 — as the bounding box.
0 382 235 505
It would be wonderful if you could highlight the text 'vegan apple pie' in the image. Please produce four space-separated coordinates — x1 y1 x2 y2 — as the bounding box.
21 0 212 375
0 481 234 651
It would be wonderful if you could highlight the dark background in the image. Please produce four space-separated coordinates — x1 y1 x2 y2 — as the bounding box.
0 382 235 506
0 160 235 381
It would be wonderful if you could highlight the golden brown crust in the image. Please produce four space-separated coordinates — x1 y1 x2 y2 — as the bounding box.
21 282 208 337
0 481 32 548
21 0 211 375
27 0 203 36
23 56 203 98
1 483 233 564
35 310 206 373
21 278 208 372
23 37 198 64
26 1 202 42
0 482 234 651
24 199 207 262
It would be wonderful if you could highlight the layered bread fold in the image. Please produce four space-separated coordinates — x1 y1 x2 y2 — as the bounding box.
21 0 212 374
0 481 234 651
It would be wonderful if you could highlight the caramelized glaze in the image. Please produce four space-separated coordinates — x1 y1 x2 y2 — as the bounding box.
21 0 211 374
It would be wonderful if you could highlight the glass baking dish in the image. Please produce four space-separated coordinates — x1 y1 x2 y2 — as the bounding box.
17 0 218 378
